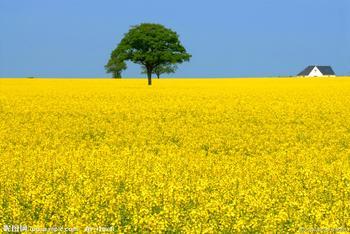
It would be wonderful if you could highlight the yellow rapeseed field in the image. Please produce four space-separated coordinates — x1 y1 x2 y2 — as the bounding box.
0 78 350 233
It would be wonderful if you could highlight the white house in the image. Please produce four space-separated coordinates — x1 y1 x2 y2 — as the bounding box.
297 66 336 77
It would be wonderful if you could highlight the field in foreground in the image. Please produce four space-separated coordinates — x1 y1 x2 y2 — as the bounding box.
1 78 350 233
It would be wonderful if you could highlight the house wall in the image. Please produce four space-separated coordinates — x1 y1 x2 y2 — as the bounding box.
307 67 324 77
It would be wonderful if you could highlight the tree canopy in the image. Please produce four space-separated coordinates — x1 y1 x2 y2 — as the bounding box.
105 57 126 79
106 23 191 85
141 63 178 78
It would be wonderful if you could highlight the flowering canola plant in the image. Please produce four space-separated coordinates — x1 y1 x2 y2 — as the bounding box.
0 78 350 233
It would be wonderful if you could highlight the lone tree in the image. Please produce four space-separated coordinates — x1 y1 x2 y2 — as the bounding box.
106 23 191 85
141 63 178 78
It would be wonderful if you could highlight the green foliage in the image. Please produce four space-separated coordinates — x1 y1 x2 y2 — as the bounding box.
105 57 126 79
106 23 191 84
141 63 178 78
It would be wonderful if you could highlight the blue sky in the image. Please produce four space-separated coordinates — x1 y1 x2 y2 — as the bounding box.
0 0 349 78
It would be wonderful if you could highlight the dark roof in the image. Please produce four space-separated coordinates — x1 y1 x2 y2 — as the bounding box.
298 66 336 76
298 66 314 76
317 66 335 75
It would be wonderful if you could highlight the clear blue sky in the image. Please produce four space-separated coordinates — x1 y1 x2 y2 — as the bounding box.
0 0 349 78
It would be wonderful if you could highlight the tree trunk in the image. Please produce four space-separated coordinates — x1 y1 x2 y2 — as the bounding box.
157 73 160 79
113 71 121 79
147 68 152 86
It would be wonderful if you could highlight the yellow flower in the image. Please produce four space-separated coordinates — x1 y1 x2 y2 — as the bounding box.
0 78 349 232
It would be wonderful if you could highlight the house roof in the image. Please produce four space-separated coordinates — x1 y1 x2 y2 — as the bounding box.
317 66 336 75
298 66 314 76
298 66 336 76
